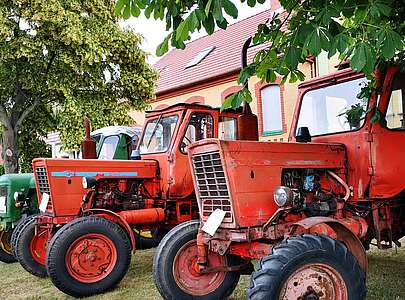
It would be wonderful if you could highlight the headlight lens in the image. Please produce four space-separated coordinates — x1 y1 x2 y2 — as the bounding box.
274 186 292 207
82 177 96 189
14 191 21 201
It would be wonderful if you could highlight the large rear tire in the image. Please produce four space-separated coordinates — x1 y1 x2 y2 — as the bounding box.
153 220 240 300
15 217 48 277
0 229 16 263
248 234 366 300
46 216 131 297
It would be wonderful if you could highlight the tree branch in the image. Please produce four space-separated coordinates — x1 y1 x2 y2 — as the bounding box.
0 103 11 129
13 96 42 133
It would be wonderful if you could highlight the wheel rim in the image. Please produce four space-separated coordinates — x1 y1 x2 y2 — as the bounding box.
29 229 48 265
173 239 226 296
279 263 348 300
0 230 13 255
65 233 117 283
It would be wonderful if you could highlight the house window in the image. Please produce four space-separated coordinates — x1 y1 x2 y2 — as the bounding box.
261 85 283 136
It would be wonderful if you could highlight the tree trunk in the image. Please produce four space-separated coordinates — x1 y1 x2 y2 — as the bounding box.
2 126 19 173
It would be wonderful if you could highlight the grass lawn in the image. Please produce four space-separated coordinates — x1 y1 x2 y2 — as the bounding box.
0 242 404 300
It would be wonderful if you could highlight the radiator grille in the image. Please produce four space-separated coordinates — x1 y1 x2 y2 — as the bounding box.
192 151 232 223
35 166 53 212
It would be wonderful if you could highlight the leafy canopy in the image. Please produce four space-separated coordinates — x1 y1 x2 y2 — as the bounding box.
0 0 157 172
116 0 404 109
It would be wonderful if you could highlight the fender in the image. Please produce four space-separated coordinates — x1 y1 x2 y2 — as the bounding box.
83 208 137 253
290 216 368 273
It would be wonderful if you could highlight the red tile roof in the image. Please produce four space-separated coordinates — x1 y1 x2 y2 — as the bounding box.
153 8 288 95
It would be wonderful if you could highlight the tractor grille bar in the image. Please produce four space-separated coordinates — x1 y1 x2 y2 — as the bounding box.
192 151 232 223
35 166 53 212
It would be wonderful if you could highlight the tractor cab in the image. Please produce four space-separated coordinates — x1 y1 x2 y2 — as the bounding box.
137 103 254 199
91 126 141 160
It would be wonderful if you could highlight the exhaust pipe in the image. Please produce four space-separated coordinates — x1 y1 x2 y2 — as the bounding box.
81 115 97 159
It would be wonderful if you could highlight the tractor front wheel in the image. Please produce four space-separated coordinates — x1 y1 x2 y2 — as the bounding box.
46 216 131 297
11 215 37 258
15 217 48 277
248 234 366 300
0 229 16 263
153 220 240 300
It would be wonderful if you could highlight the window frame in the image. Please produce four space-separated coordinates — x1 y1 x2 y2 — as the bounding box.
138 114 180 155
383 72 405 132
295 77 369 138
258 84 285 137
179 112 214 155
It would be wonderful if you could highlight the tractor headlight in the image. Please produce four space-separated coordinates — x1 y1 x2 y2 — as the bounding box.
274 186 292 207
82 176 96 189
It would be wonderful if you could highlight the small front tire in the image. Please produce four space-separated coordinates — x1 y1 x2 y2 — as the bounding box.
153 220 240 300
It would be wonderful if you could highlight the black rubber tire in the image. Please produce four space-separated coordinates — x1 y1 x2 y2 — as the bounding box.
11 215 37 258
0 229 17 263
248 234 367 300
46 216 131 297
134 229 166 250
153 220 240 300
15 217 48 277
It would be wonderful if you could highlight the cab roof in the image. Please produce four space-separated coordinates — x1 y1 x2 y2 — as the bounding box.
91 126 142 138
145 102 243 117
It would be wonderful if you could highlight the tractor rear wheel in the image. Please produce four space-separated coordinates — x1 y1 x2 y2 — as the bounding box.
248 234 366 300
0 229 16 263
15 217 48 277
46 216 131 297
153 220 240 300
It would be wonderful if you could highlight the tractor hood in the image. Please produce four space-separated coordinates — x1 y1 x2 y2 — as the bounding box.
32 158 157 216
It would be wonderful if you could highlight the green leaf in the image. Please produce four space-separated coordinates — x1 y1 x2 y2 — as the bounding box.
176 19 189 41
188 12 199 32
284 47 301 69
247 0 256 7
304 27 322 56
202 13 215 34
350 42 376 74
115 0 125 15
205 0 213 16
212 0 224 21
156 34 171 56
380 29 403 60
222 0 238 18
123 4 131 19
131 3 141 17
221 93 238 110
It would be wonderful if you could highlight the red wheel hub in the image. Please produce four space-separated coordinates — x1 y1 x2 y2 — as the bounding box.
65 233 117 283
29 229 48 265
279 263 348 300
173 240 226 296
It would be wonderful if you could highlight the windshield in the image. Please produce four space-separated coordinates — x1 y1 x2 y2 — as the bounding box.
139 115 179 154
297 77 368 136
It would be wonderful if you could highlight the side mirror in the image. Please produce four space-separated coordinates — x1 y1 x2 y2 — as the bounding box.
130 149 141 160
296 127 311 143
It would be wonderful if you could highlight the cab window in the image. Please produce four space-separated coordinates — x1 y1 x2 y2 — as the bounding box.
297 77 368 136
219 117 237 140
385 73 405 130
181 113 214 153
98 135 119 159
139 115 179 154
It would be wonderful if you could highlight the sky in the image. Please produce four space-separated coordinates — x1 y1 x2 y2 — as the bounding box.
121 2 269 64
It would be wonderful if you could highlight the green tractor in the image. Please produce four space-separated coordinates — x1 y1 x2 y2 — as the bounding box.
0 125 141 263
0 174 37 262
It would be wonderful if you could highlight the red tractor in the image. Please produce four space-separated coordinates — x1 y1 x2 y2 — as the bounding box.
17 103 258 297
152 66 405 299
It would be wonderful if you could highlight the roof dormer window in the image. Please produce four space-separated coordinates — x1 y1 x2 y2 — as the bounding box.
185 46 215 68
